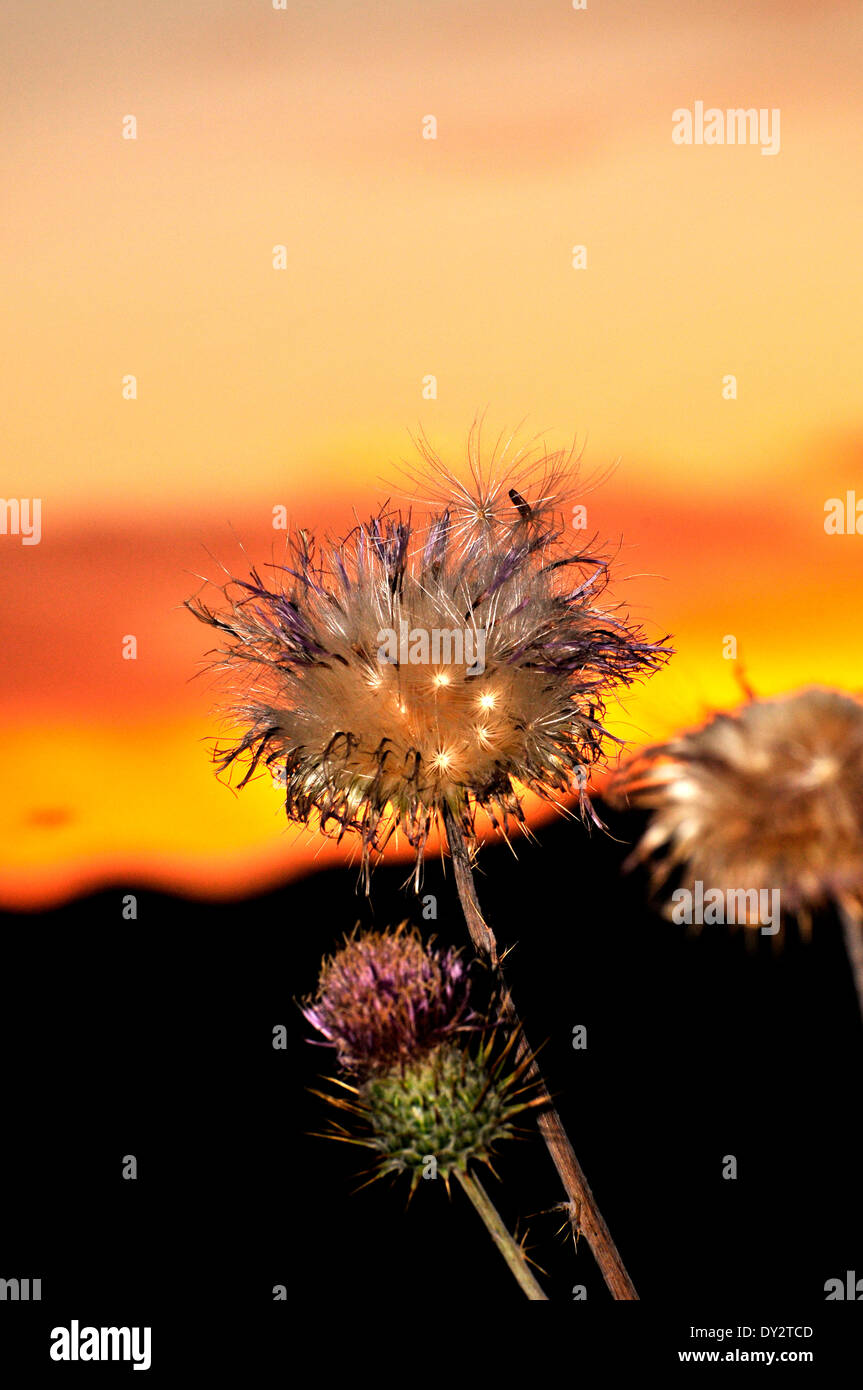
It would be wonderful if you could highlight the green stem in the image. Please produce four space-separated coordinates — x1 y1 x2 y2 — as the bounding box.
455 1169 548 1300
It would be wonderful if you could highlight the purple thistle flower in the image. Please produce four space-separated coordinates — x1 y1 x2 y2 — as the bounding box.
301 924 474 1074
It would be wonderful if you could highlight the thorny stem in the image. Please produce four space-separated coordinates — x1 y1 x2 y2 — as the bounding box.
443 803 639 1301
838 898 863 1025
455 1169 549 1301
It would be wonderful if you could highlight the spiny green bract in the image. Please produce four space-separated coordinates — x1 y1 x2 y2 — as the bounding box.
361 1043 528 1187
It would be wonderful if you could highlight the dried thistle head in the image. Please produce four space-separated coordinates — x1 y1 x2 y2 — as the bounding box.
187 436 671 884
611 687 863 928
320 1033 542 1194
300 924 473 1074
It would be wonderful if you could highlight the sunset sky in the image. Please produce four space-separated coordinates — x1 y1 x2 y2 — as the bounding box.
3 0 863 907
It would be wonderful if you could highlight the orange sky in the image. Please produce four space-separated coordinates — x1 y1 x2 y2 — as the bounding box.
3 1 863 907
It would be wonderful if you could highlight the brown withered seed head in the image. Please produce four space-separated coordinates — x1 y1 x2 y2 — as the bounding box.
611 687 863 927
187 434 671 886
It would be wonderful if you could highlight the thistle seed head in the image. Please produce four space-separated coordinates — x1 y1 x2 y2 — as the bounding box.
612 687 863 925
187 438 671 883
301 924 473 1074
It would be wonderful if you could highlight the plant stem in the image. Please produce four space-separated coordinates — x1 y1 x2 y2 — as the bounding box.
455 1169 548 1300
443 803 639 1301
838 897 863 1024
